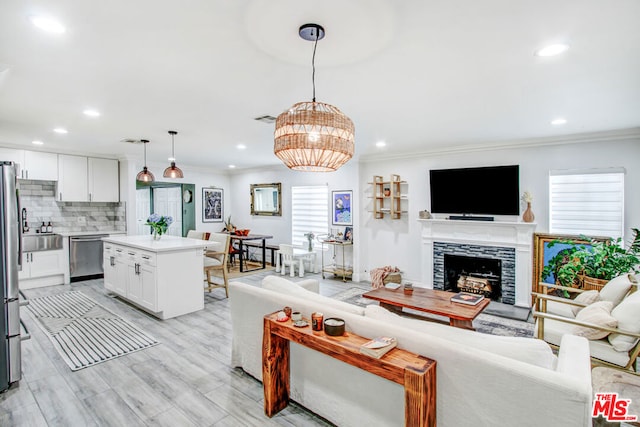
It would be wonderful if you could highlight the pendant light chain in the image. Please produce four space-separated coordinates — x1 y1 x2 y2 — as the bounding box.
171 132 175 159
311 30 319 102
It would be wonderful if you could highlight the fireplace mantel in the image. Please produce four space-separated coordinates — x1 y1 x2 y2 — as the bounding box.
418 219 537 308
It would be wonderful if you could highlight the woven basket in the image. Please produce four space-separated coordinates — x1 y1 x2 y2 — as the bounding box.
579 275 608 291
383 272 402 285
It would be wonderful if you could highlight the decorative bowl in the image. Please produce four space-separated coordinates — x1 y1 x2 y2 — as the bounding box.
324 318 346 336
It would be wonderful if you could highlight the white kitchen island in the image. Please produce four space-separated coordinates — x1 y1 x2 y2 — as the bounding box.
102 235 209 319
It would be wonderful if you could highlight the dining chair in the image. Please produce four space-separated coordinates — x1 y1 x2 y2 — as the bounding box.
278 244 298 277
204 232 231 297
228 236 249 270
186 230 205 240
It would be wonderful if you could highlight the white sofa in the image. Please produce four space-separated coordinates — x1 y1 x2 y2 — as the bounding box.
229 276 593 427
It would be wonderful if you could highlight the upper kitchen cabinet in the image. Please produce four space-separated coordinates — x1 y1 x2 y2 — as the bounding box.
58 155 119 202
23 151 58 180
88 157 119 202
0 148 58 180
58 154 88 201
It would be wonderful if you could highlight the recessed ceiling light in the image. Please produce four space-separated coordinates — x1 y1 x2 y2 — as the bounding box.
535 44 570 57
31 140 44 145
30 16 66 34
237 144 247 150
83 109 100 117
551 118 567 125
228 164 236 169
53 127 68 134
375 141 386 148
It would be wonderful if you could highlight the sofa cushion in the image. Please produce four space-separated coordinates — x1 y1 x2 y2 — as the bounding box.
203 257 222 267
571 290 601 316
538 317 631 368
599 274 635 307
262 275 364 316
608 290 640 352
546 300 576 318
364 305 556 369
573 301 617 340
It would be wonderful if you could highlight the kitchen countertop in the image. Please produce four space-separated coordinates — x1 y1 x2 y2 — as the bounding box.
57 230 126 237
102 235 209 252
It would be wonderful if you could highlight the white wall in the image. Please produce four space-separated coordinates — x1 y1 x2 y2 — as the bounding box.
358 136 640 285
121 159 231 236
227 162 361 279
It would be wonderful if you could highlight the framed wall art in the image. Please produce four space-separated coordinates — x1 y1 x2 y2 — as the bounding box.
202 187 223 223
332 190 352 226
531 232 609 300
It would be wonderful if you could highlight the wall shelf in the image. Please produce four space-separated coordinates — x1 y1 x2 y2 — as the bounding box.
369 174 408 219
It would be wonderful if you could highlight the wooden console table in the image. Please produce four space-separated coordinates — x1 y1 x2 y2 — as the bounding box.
262 312 437 426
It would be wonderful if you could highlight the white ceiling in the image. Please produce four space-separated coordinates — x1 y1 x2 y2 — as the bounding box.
0 0 639 171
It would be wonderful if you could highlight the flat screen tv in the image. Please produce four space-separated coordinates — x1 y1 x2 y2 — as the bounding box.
429 165 520 216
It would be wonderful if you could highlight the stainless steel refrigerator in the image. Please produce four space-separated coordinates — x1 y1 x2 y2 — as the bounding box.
1 161 27 392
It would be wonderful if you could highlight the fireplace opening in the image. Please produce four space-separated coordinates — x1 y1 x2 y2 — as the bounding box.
444 254 502 301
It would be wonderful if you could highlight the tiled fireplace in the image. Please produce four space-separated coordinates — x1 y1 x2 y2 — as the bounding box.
419 219 536 308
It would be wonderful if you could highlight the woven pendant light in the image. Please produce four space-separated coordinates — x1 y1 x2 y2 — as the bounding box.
274 24 355 172
136 139 155 182
163 130 184 178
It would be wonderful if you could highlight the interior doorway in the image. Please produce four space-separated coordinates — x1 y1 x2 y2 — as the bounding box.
135 182 196 237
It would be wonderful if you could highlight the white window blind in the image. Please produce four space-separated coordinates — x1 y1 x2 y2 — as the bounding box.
292 185 329 248
549 168 625 238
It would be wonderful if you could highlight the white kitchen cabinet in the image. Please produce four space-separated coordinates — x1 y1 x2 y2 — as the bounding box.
58 155 119 202
89 157 119 202
18 249 66 289
101 235 206 319
23 151 58 180
0 148 57 180
103 244 126 295
58 154 89 201
105 245 158 312
125 249 157 311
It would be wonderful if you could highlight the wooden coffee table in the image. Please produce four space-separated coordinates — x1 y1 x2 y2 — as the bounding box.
362 287 490 330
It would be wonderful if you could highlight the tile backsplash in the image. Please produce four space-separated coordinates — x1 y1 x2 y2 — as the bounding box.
18 180 126 233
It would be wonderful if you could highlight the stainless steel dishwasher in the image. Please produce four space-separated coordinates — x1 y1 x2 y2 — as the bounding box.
69 235 108 281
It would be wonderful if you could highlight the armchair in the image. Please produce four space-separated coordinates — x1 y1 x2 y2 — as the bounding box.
533 277 640 371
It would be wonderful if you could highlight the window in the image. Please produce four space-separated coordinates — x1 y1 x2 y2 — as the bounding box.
549 168 625 238
292 185 329 248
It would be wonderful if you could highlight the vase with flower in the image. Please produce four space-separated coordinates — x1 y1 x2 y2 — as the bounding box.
146 213 174 240
521 191 534 223
304 232 315 252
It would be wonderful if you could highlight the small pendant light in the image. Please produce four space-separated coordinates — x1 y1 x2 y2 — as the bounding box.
136 139 155 182
163 130 184 178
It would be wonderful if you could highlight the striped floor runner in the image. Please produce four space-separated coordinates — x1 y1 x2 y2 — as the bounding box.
27 291 159 371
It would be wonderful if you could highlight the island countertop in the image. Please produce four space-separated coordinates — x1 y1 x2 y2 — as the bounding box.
102 234 209 252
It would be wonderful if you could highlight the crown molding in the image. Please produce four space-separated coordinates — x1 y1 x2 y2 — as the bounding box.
358 127 640 163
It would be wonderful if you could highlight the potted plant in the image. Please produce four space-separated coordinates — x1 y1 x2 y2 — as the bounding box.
542 228 640 294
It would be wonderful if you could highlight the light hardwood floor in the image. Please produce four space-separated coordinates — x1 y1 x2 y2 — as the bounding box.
1 271 356 427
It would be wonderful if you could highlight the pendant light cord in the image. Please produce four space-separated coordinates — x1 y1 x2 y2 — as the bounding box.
171 133 175 159
311 30 319 102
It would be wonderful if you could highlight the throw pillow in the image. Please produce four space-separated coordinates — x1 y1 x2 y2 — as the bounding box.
262 275 364 315
571 290 601 316
608 290 640 352
573 301 617 340
364 305 556 369
599 274 636 307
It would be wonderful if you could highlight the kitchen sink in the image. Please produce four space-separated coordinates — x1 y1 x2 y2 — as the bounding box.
22 234 63 252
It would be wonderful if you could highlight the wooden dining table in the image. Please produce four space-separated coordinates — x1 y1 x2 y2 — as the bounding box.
230 233 273 272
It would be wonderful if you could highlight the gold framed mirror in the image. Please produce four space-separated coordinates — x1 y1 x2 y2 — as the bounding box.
250 183 282 216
